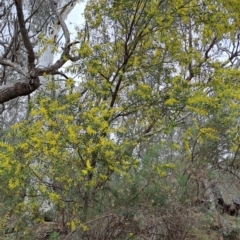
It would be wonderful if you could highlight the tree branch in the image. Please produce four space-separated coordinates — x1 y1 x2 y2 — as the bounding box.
14 0 35 70
0 57 28 78
0 79 40 104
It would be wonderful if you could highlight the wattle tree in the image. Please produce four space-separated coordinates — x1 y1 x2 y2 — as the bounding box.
0 0 240 239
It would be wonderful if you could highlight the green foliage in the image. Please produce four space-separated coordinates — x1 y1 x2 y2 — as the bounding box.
1 0 240 238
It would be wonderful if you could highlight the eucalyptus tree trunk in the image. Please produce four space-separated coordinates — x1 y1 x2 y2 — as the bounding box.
0 0 81 104
39 0 78 69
